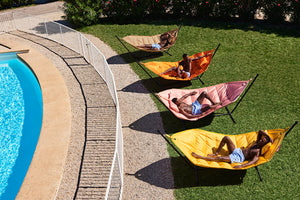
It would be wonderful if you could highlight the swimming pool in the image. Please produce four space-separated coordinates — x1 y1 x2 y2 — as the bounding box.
0 52 43 199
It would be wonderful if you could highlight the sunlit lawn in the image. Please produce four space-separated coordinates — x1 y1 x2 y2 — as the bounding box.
80 20 299 200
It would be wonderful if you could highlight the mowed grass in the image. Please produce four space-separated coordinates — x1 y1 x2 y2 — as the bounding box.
80 21 299 200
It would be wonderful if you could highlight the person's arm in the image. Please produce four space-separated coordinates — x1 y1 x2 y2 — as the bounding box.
190 52 212 61
177 64 182 77
233 152 260 169
188 59 192 72
177 91 197 103
160 33 170 47
257 130 273 144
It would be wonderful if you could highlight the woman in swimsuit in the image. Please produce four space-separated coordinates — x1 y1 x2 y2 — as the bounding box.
191 130 274 168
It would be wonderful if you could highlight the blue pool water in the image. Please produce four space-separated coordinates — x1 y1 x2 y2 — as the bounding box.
0 53 43 199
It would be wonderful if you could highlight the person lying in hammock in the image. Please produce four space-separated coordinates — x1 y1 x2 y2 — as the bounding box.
137 32 172 51
172 91 220 118
160 53 211 78
191 130 274 168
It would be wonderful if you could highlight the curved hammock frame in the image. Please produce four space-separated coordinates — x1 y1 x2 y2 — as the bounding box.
159 121 298 184
155 74 259 123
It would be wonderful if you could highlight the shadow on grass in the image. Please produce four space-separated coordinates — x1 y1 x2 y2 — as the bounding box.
121 77 192 94
127 111 215 134
128 157 246 189
108 49 164 64
102 17 300 38
171 156 247 188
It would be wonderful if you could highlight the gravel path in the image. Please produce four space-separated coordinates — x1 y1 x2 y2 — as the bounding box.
84 34 174 199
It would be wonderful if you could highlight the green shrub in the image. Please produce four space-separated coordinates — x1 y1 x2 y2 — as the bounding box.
259 0 300 23
169 0 258 21
287 0 300 23
0 0 35 10
63 0 299 25
260 0 287 23
101 0 169 23
64 0 104 26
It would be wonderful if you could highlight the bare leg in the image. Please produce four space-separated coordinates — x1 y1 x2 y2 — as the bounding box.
160 66 178 75
191 152 231 163
207 136 236 156
197 91 219 105
137 44 153 49
197 91 221 113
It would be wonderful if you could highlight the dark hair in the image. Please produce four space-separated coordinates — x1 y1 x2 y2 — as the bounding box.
172 98 178 104
182 53 188 58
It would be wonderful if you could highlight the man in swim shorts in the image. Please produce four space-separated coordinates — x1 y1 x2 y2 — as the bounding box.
172 91 220 118
160 53 211 78
191 130 274 168
137 32 171 51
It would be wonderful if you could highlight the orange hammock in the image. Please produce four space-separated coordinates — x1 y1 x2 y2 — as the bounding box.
157 77 258 122
141 47 217 81
120 26 181 53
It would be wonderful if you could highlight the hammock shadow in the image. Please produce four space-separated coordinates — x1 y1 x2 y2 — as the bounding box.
180 114 215 130
130 157 246 189
128 112 166 134
126 158 174 189
121 77 192 94
155 78 193 91
121 79 152 94
108 50 163 64
171 157 247 188
128 111 215 134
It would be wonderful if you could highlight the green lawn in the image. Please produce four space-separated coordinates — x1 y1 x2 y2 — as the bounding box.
80 21 299 200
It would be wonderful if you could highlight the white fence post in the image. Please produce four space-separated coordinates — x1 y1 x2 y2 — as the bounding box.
78 32 82 55
59 25 64 45
44 19 48 36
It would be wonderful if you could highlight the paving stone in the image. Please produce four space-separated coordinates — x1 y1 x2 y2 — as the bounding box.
83 84 115 107
72 66 105 85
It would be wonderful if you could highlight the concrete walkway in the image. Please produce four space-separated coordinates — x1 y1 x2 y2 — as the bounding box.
2 1 174 200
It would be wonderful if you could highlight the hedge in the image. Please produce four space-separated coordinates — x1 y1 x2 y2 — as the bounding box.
0 0 35 10
63 0 300 26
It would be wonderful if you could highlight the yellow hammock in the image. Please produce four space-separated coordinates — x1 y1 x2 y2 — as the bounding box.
167 128 287 170
141 46 219 81
160 122 298 182
121 26 181 53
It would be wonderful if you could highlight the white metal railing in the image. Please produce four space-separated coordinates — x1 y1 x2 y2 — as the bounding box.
0 11 123 200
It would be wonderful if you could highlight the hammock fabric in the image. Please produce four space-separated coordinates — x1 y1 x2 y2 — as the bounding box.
158 80 250 121
168 127 288 170
142 49 215 81
122 27 180 52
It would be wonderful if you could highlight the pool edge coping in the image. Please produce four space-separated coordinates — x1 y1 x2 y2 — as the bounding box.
0 40 72 200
